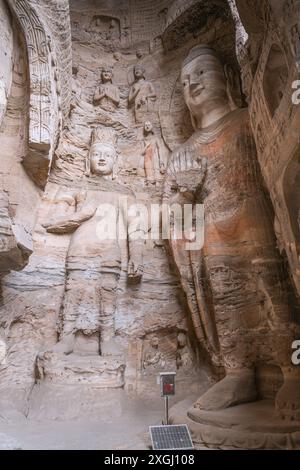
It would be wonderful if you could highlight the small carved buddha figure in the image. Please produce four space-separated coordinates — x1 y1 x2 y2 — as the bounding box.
43 128 144 357
142 121 165 185
143 336 165 370
93 66 120 112
176 332 193 370
164 44 300 419
128 65 156 123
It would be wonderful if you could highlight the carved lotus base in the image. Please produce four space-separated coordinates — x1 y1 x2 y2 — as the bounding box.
37 351 125 388
169 399 300 449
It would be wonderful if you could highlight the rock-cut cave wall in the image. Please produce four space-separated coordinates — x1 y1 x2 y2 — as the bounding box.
0 0 299 425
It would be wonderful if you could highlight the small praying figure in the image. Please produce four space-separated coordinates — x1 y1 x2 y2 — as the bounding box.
93 66 120 112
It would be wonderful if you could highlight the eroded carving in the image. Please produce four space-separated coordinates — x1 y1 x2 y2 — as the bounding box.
128 65 157 124
141 121 166 186
0 191 33 275
93 66 120 112
42 128 144 358
90 15 121 43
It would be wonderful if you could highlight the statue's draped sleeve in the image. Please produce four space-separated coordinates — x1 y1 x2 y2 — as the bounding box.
163 148 221 366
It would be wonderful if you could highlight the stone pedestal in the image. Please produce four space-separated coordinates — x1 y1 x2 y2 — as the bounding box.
170 399 300 449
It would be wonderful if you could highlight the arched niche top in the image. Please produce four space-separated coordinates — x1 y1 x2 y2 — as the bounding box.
7 0 52 146
162 0 235 53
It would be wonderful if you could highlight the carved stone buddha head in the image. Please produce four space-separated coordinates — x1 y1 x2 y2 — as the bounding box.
134 64 145 81
101 66 113 83
87 128 117 176
181 45 231 130
144 120 154 134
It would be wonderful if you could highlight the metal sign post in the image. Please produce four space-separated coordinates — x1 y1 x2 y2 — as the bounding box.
150 372 194 450
159 372 176 425
164 395 169 425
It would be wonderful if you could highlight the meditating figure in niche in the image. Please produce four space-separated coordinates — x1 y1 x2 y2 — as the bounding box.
163 44 300 419
93 66 120 112
128 65 156 123
176 332 193 370
141 121 165 185
142 336 165 370
43 128 144 357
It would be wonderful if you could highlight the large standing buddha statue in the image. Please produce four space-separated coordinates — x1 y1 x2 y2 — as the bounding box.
164 45 300 419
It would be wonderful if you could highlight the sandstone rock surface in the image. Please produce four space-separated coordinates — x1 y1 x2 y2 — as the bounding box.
0 0 300 450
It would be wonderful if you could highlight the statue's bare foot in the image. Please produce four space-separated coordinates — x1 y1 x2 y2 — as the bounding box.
101 338 123 357
52 335 74 355
276 369 300 421
194 369 257 411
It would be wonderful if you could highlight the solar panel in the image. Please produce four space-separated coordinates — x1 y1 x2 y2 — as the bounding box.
149 425 194 450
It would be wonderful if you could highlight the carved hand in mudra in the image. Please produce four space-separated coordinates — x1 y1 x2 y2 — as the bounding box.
173 150 207 195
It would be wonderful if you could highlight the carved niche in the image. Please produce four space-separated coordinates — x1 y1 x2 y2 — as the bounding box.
89 15 121 42
6 0 71 189
8 0 51 186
